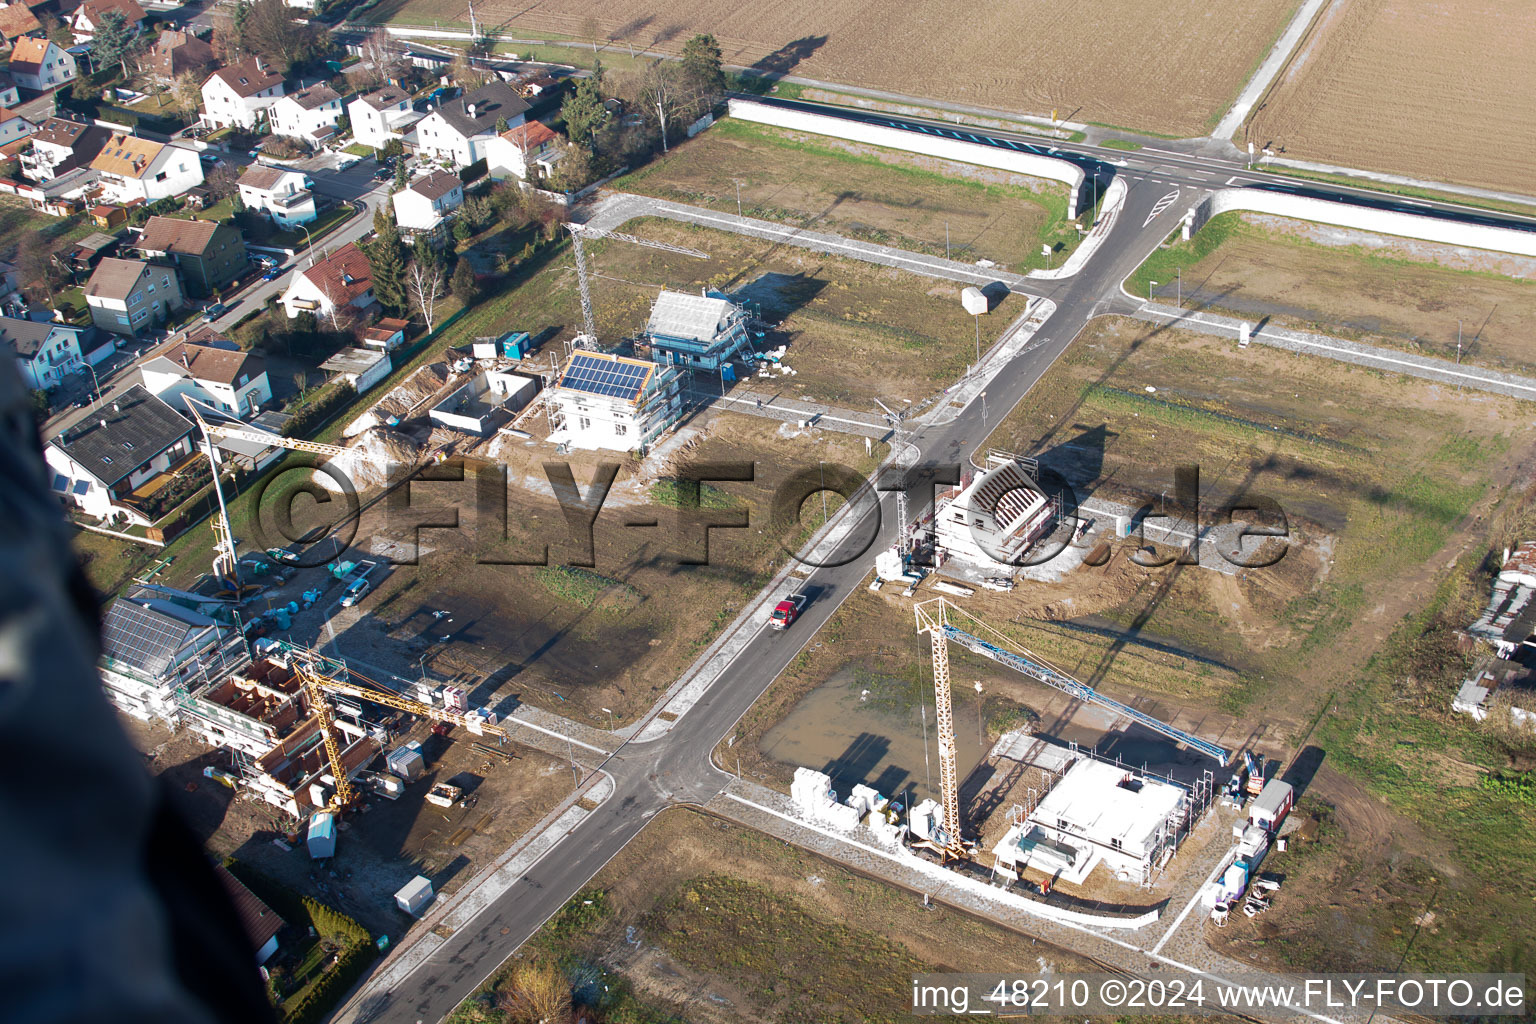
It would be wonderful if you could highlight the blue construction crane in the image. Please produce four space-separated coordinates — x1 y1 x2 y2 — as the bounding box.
916 598 1231 765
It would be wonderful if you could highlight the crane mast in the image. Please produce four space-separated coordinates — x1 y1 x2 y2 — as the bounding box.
564 223 710 344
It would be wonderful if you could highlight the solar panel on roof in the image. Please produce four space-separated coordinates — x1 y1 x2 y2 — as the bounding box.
102 601 195 676
51 473 67 493
559 354 650 400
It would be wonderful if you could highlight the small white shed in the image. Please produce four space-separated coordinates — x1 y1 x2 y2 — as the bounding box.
395 874 434 916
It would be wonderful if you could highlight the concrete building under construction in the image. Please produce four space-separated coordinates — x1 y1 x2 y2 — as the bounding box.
934 452 1057 568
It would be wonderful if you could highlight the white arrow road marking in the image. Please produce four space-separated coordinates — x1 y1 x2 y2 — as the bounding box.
1143 189 1181 227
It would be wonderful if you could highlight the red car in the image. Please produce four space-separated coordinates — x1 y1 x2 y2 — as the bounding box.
770 594 808 630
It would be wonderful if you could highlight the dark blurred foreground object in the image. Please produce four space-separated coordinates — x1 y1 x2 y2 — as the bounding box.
0 366 275 1024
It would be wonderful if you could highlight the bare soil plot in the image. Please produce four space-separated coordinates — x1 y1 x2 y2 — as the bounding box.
1248 0 1536 193
369 0 1298 137
127 717 573 939
221 413 885 728
1157 212 1536 374
616 119 1075 269
453 807 1103 1023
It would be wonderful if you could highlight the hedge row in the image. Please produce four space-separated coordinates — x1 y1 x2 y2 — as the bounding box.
284 381 356 438
282 938 376 1024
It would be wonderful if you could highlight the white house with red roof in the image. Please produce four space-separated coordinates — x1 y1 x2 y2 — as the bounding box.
68 0 147 44
7 37 76 91
487 119 562 181
279 242 376 321
201 57 285 130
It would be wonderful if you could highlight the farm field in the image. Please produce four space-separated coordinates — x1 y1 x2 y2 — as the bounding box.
1248 0 1536 193
360 0 1300 137
448 807 1102 1024
1141 212 1536 374
616 119 1077 270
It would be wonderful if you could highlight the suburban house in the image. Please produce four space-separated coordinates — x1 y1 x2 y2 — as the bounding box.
348 84 421 150
94 583 249 721
19 116 110 181
278 241 375 321
44 384 197 527
268 83 344 143
7 37 76 91
214 865 284 964
0 107 35 148
68 0 147 44
201 57 285 130
391 169 462 236
412 80 528 168
362 316 408 351
135 216 247 297
147 29 217 82
0 3 41 42
487 119 561 182
0 71 18 106
89 134 204 204
546 350 685 451
235 164 316 229
140 340 270 418
3 317 94 390
84 257 185 336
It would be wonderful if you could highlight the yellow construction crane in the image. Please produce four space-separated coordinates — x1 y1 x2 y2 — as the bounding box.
287 646 509 813
913 599 974 861
565 222 709 344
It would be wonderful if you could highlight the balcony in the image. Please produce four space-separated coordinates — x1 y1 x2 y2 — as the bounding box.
269 188 313 209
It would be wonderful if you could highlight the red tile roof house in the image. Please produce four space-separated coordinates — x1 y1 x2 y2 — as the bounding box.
68 0 147 44
278 242 377 322
6 37 76 91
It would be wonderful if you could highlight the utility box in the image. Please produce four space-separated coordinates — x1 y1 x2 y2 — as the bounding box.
395 875 434 916
1249 779 1295 833
500 331 531 360
307 812 337 859
961 286 988 315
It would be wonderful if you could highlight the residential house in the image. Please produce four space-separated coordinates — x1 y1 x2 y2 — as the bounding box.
19 116 110 182
89 133 204 204
91 582 249 720
412 80 528 169
236 164 315 228
0 107 35 149
6 37 76 91
201 57 284 130
932 455 1055 568
278 241 375 321
135 215 247 297
147 29 217 83
140 339 270 418
0 71 18 106
546 350 684 451
0 3 41 43
348 84 420 150
84 257 185 336
268 82 344 144
3 316 89 390
487 119 561 182
391 168 461 236
44 384 199 528
214 865 284 964
68 0 146 44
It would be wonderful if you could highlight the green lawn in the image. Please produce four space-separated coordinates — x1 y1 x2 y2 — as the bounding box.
343 143 375 158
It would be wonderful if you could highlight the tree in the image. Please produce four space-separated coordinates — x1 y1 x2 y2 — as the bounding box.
559 76 609 152
494 115 509 134
496 961 571 1024
239 0 327 74
365 209 408 316
16 237 60 303
680 33 725 95
91 10 135 78
392 160 408 193
410 234 439 272
449 49 489 89
452 219 471 244
170 70 204 122
407 260 443 332
450 259 477 303
640 61 683 153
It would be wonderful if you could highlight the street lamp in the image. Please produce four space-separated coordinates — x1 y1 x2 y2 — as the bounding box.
734 180 742 218
973 681 984 751
1148 279 1158 302
1176 267 1182 308
980 390 988 426
297 222 316 268
973 314 980 362
601 706 614 731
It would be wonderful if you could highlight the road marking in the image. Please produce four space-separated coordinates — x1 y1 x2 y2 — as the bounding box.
1143 189 1181 227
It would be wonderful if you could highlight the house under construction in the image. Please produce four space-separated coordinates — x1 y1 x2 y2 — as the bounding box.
545 350 683 452
933 452 1057 569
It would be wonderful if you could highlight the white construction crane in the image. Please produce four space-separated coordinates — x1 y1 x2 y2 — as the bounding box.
186 399 368 590
565 222 709 345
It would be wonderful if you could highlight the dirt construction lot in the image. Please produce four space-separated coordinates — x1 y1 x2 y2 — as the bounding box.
369 0 1298 136
1249 0 1536 193
1159 212 1536 373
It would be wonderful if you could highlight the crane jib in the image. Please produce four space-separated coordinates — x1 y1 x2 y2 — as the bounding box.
939 624 1230 764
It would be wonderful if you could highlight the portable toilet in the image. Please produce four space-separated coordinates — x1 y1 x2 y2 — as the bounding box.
395 875 434 916
501 332 530 360
307 812 337 859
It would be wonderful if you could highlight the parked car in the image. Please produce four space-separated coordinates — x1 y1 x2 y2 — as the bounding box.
199 153 223 167
202 303 228 321
262 266 283 281
372 165 392 180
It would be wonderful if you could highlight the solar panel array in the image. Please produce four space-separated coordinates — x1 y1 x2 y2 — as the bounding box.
102 601 194 677
560 353 650 400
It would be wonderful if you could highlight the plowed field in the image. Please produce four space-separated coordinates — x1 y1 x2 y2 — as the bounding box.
369 0 1299 137
1250 0 1536 193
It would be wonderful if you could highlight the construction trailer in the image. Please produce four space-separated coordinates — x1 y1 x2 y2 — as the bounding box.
1248 779 1294 833
395 875 434 916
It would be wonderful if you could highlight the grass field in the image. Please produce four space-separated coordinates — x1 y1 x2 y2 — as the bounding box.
449 807 1100 1023
359 0 1298 137
1135 211 1536 374
615 118 1078 270
1249 0 1536 194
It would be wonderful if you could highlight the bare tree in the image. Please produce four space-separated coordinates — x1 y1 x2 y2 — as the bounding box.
495 961 571 1024
407 260 443 332
170 70 204 122
17 237 62 303
639 61 678 153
